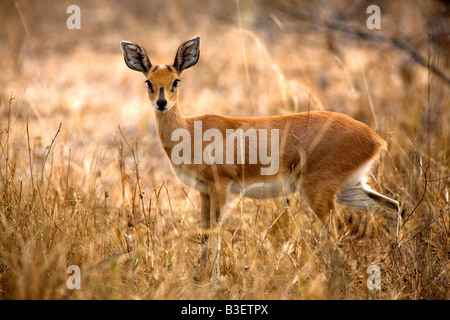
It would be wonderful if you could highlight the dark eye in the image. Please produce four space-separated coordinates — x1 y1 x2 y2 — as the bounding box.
145 80 154 93
172 79 180 89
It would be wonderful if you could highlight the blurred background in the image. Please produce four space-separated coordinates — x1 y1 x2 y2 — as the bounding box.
1 0 448 177
0 0 448 299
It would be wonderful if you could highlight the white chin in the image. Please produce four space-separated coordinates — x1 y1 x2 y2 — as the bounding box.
155 104 173 113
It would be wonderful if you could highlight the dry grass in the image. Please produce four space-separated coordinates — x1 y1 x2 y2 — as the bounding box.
0 0 448 300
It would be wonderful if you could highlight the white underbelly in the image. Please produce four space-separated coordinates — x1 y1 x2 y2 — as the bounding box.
230 175 297 199
173 166 297 200
173 168 209 193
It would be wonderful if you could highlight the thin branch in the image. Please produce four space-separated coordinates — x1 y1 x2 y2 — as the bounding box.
280 6 450 86
40 123 62 181
26 118 35 199
402 159 428 227
118 125 146 223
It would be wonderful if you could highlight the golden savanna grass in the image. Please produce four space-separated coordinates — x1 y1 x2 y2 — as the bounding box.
0 0 448 299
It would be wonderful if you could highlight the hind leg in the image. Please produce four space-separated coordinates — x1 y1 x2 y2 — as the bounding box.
300 181 337 225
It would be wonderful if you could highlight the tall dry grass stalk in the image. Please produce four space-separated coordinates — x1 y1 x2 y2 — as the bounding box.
0 0 448 299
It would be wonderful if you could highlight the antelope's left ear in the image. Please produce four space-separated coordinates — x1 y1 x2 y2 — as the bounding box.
121 41 152 75
173 36 200 75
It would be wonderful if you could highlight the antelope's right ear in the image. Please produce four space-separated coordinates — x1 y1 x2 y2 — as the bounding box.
120 41 152 75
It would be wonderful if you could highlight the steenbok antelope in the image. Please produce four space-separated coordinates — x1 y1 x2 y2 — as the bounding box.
121 36 402 278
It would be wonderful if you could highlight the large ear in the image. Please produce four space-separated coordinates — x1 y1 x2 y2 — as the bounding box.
120 41 152 75
173 36 200 75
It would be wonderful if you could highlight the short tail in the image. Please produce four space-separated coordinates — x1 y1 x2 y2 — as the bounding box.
336 181 401 224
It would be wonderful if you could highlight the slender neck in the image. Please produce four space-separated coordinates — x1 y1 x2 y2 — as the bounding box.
155 100 186 157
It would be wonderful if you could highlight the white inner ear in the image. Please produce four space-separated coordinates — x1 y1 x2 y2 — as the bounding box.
122 43 150 73
177 40 199 71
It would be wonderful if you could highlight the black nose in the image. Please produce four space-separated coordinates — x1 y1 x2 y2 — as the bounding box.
156 99 167 110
